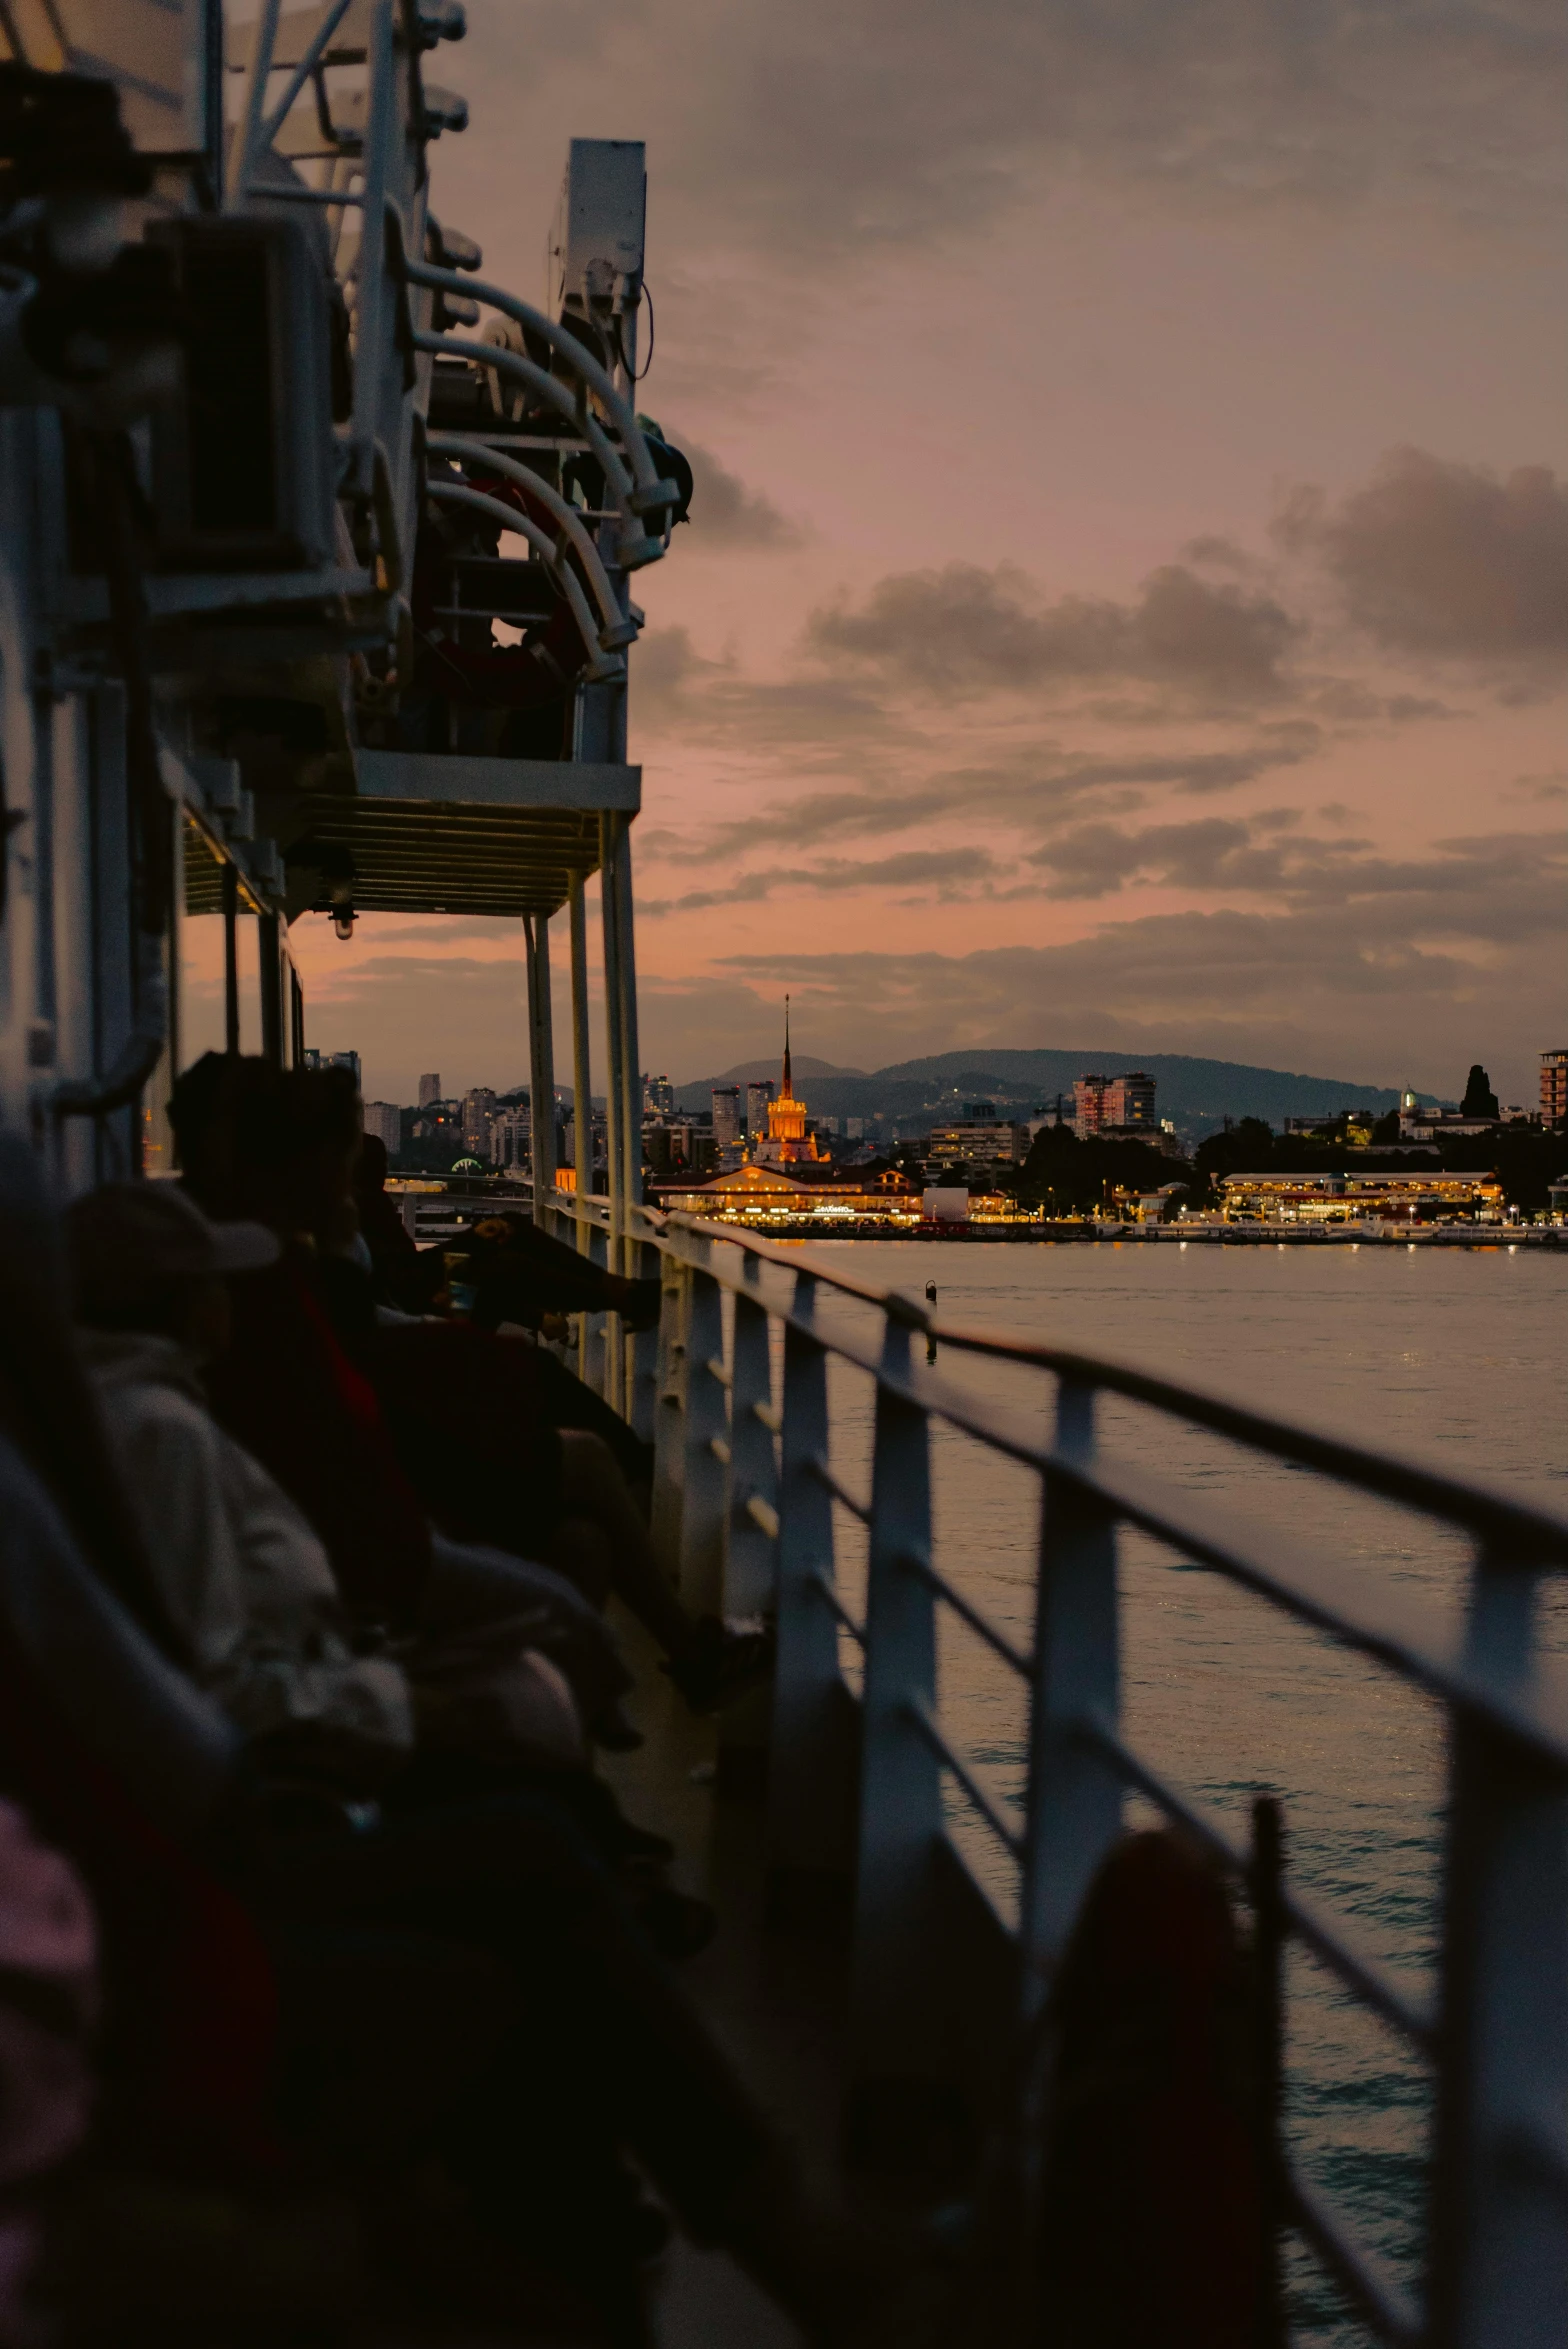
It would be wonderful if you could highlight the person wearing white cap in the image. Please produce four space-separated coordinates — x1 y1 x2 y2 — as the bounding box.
68 1185 582 1779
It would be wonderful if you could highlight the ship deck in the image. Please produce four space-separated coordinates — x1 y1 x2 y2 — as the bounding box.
600 1611 846 2348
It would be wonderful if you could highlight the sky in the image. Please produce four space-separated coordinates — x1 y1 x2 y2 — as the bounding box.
280 0 1567 1107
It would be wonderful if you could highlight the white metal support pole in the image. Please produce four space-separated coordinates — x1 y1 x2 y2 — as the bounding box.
850 1314 941 2082
349 0 395 486
1017 1379 1123 2026
598 824 625 1411
678 1262 728 1616
231 0 284 207
568 875 593 1242
1427 1546 1568 2349
523 913 556 1218
768 1268 856 1888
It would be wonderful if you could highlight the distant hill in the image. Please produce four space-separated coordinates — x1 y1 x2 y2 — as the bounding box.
703 1055 867 1085
672 1047 1443 1136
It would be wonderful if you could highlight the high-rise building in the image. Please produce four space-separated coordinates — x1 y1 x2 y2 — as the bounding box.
1542 1049 1567 1126
1073 1071 1156 1137
417 1073 442 1109
1107 1072 1156 1129
711 1086 741 1147
462 1086 498 1154
645 1074 675 1116
745 1079 774 1138
362 1101 402 1156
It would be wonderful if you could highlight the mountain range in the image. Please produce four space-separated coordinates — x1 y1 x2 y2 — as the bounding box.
669 1049 1442 1137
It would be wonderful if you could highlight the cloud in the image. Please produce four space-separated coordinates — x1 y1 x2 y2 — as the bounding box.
639 846 1002 917
681 442 804 549
484 0 1564 272
806 561 1300 709
1276 448 1568 675
1023 817 1562 911
692 735 1325 863
699 829 1565 1090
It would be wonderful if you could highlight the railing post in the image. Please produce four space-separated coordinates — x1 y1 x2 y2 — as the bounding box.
717 1261 779 1787
598 819 625 1410
768 1269 855 1894
649 1252 688 1578
1428 1546 1568 2349
677 1263 727 1617
580 1210 609 1399
1017 1377 1122 2026
850 1313 941 2083
724 1265 778 1622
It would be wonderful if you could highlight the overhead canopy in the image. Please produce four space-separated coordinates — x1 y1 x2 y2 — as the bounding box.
284 752 642 920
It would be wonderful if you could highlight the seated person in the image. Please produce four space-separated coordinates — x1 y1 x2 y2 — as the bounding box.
66 1184 658 1810
173 1055 768 1716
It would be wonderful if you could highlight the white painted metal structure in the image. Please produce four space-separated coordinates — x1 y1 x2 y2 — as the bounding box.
0 0 668 1265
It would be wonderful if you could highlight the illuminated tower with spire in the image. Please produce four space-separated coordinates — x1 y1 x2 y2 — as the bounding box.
753 995 823 1164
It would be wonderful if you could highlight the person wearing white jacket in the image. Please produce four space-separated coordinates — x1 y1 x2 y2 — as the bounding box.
68 1184 582 1780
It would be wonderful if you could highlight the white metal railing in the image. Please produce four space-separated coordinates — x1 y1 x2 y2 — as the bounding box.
533 1185 1568 2349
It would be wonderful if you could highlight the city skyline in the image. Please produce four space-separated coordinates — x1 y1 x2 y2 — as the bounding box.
262 0 1565 1102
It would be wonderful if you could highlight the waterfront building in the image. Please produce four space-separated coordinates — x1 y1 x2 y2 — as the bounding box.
1543 1049 1568 1126
751 1004 827 1168
363 1101 402 1157
1219 1169 1503 1224
653 1161 917 1221
745 1079 775 1139
711 1086 741 1148
417 1073 442 1109
1073 1071 1156 1137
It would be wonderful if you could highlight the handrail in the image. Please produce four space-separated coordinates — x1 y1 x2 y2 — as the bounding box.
531 1182 1568 2342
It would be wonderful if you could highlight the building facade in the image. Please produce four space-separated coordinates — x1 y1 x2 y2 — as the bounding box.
489 1108 530 1169
1219 1170 1503 1224
928 1119 1030 1166
462 1087 499 1154
1543 1050 1568 1126
745 1080 775 1139
711 1087 741 1148
417 1073 443 1109
655 1162 917 1221
1073 1071 1156 1138
362 1100 402 1157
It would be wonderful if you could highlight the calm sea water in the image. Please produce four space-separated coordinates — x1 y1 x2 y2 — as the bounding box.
773 1240 1568 2341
